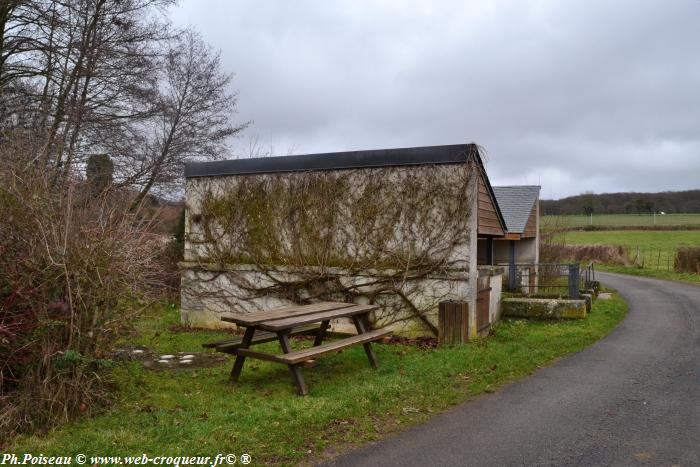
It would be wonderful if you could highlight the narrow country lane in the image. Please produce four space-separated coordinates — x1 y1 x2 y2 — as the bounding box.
327 272 700 466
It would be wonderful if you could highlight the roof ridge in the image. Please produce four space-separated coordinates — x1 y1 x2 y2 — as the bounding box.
185 144 481 178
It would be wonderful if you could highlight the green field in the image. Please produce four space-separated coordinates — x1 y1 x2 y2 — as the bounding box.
8 298 627 465
562 229 700 283
563 230 700 256
542 213 700 229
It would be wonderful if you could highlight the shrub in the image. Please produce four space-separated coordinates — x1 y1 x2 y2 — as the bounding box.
675 247 700 274
0 165 163 438
539 229 629 265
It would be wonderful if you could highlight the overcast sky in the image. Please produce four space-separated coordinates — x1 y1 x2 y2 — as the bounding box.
171 0 700 199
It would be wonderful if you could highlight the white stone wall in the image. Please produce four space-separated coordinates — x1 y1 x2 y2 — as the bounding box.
181 265 473 337
180 164 479 337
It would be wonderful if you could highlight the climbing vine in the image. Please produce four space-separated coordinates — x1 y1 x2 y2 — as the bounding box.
183 161 477 335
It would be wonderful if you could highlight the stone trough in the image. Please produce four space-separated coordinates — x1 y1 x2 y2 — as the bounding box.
502 297 587 319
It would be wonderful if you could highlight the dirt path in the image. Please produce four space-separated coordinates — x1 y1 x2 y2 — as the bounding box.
326 272 700 466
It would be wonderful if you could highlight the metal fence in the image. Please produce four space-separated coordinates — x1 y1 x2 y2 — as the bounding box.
507 262 594 299
625 246 676 271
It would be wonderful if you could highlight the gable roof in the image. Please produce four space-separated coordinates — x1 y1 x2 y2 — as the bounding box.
492 185 541 233
185 143 482 178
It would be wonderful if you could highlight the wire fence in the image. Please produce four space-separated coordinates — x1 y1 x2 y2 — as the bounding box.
622 246 677 271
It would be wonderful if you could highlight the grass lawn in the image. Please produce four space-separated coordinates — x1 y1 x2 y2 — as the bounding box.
9 297 627 465
562 230 700 256
542 213 700 229
559 229 700 285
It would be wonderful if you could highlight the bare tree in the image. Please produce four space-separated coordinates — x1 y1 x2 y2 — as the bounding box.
129 29 248 208
0 0 174 177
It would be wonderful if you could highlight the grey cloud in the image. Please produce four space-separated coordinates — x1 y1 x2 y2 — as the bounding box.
172 0 700 198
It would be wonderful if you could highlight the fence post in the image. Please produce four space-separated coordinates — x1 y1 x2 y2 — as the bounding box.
438 301 469 345
568 264 580 299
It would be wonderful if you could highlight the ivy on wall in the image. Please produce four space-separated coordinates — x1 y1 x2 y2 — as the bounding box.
184 162 476 335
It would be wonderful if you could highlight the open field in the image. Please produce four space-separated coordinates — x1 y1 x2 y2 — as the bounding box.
542 213 700 230
8 298 626 465
562 230 700 284
562 230 700 256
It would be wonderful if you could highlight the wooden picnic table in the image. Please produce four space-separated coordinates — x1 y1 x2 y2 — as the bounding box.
204 302 391 395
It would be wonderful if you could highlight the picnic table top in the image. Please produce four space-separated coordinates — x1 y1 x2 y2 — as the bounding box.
221 301 378 331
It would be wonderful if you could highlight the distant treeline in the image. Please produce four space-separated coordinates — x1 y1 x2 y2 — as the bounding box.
542 190 700 215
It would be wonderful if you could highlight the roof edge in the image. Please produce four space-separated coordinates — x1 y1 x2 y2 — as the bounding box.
185 143 480 178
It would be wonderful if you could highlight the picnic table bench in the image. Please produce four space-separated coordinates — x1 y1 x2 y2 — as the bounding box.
204 301 391 395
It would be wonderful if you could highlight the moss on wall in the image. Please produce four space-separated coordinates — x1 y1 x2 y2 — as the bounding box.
183 163 479 335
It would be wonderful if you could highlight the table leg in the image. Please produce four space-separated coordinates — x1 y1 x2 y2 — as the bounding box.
278 331 309 395
313 320 330 346
352 313 379 369
230 326 255 383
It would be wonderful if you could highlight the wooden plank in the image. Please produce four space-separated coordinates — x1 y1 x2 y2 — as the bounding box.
221 301 353 326
501 233 521 240
438 301 469 345
313 320 330 347
352 314 378 369
204 324 320 352
479 224 504 235
478 199 497 210
522 206 538 238
479 218 502 227
278 329 391 364
480 225 504 234
232 348 288 364
479 226 505 236
278 332 308 395
479 211 501 221
230 327 255 383
257 304 379 331
234 329 391 364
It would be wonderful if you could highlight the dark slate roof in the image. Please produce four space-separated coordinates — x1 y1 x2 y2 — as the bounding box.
492 185 541 233
185 144 480 178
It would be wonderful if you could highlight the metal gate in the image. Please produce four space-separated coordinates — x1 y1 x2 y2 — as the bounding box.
476 275 492 336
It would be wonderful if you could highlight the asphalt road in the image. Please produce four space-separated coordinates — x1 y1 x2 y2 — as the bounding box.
327 272 700 466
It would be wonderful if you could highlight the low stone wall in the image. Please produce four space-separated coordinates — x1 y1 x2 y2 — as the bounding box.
502 298 587 319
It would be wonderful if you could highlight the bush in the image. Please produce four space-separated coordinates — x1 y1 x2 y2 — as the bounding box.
675 247 700 274
159 208 186 298
0 166 163 438
539 228 630 265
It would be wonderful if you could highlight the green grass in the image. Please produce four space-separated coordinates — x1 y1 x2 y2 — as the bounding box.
9 298 627 465
596 264 700 286
560 229 700 283
562 230 700 256
543 213 700 229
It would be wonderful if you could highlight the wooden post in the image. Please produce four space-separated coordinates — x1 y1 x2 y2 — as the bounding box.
568 264 580 299
486 238 494 266
508 241 516 292
277 331 308 395
230 327 256 383
438 301 469 345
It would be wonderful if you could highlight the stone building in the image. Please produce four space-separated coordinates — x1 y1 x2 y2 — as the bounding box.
180 143 537 337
